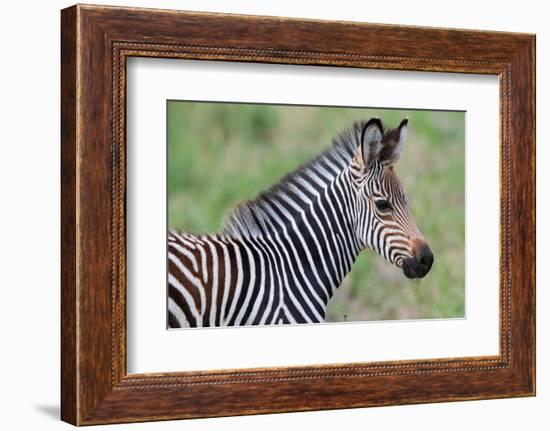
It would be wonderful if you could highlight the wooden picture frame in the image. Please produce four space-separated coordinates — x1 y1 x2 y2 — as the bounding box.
61 4 535 425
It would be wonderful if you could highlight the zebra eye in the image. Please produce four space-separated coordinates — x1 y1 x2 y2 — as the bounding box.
375 199 392 212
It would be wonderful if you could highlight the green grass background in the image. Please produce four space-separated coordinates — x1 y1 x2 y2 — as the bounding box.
168 101 465 322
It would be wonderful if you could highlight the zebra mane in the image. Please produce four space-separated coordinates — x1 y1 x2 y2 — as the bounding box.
222 120 367 238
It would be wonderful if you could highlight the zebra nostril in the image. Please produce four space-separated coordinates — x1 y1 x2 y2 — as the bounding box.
417 244 434 269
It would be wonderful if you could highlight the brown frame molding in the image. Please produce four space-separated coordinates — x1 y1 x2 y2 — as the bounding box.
61 4 535 425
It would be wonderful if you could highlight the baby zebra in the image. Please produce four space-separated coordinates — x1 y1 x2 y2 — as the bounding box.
168 118 433 328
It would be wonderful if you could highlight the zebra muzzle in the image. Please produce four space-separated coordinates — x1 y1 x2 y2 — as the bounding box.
402 242 434 279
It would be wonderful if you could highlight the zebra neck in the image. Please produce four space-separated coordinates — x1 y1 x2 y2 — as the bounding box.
294 170 362 293
253 170 362 316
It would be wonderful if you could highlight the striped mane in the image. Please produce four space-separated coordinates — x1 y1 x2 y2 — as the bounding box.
222 120 367 239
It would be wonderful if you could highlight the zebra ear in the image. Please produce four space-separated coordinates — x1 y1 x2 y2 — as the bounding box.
379 118 408 166
360 117 384 170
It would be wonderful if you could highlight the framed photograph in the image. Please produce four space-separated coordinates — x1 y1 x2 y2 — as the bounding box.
61 4 535 425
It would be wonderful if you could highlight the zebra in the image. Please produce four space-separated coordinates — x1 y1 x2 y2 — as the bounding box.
167 117 434 328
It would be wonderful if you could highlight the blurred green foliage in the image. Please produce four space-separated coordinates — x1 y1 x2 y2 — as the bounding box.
168 101 465 322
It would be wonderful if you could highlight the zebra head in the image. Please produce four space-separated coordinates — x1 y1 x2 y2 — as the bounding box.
351 118 434 279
